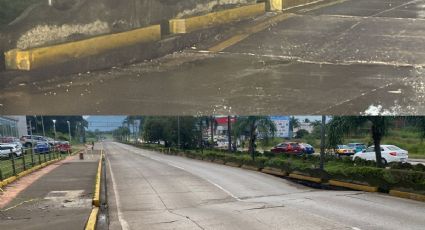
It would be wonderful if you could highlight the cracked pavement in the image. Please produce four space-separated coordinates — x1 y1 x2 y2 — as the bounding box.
104 142 425 230
1 0 425 115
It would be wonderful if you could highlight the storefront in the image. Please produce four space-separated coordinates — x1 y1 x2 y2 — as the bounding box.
0 116 27 138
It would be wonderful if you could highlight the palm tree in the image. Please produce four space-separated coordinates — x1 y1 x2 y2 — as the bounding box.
289 116 300 138
327 116 392 168
233 116 276 160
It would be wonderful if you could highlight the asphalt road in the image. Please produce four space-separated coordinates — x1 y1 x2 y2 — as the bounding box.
1 0 425 115
104 142 425 230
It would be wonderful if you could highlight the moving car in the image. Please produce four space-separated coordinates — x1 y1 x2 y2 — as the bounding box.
0 143 23 158
300 143 315 154
347 143 367 153
271 142 303 155
352 145 408 164
335 145 356 156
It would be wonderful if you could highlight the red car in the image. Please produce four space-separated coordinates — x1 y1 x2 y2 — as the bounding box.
58 141 71 153
271 142 303 155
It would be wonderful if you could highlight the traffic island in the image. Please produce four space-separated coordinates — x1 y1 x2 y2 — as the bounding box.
261 167 287 176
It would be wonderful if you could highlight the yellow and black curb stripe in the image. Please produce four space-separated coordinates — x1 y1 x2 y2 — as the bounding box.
85 150 104 230
261 167 288 176
0 150 83 188
329 180 378 192
225 162 241 168
169 3 266 34
241 165 260 171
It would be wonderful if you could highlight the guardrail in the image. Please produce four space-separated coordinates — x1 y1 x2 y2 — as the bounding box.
0 146 72 182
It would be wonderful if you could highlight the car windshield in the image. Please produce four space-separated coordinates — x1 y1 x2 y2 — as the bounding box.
338 145 348 149
387 146 402 151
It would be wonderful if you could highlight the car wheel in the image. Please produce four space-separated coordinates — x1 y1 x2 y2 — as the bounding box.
381 158 387 166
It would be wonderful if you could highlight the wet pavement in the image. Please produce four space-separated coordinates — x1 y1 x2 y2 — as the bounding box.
105 142 425 230
1 0 425 115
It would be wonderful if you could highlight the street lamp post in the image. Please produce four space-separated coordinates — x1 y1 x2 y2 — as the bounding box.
28 120 33 135
52 120 57 142
67 121 72 142
41 115 46 136
320 115 326 170
177 116 181 149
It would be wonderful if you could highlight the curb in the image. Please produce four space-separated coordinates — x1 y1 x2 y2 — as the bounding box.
92 151 103 207
261 167 287 176
85 207 99 230
0 151 82 188
269 0 323 11
241 165 260 171
328 180 378 192
169 3 266 34
289 173 322 183
389 190 425 202
225 162 241 168
5 25 160 70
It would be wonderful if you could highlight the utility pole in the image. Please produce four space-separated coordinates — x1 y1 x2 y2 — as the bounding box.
52 120 57 141
320 115 326 170
67 121 72 142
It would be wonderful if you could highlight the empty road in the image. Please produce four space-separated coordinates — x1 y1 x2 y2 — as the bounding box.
1 0 425 115
104 142 425 230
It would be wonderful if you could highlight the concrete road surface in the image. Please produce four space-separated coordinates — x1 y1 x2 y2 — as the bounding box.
2 0 425 115
104 142 425 230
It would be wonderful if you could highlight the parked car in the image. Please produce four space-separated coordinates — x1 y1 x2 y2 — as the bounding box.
0 143 23 158
34 142 50 154
58 141 71 153
352 145 408 165
300 143 315 154
0 137 23 152
347 143 367 153
335 145 356 156
271 142 303 155
20 135 57 148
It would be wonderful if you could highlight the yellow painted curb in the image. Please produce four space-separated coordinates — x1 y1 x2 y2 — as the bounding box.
261 167 287 176
0 176 17 188
85 207 99 230
269 0 321 11
289 173 322 183
389 190 425 202
225 162 241 167
329 180 378 192
169 3 265 34
241 165 260 171
5 25 161 70
93 152 103 207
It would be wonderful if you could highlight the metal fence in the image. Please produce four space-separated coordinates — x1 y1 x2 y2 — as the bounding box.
0 146 69 181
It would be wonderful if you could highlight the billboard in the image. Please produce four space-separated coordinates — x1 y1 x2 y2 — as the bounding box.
270 116 290 138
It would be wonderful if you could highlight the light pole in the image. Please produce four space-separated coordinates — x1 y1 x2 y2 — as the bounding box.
177 116 181 149
52 120 57 141
320 115 326 170
28 120 33 135
41 115 46 136
67 121 72 142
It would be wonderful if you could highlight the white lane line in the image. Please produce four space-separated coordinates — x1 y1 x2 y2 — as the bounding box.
106 150 130 230
205 178 242 201
352 227 362 230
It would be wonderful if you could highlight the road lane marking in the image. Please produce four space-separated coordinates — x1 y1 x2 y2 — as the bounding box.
105 149 130 230
205 179 242 201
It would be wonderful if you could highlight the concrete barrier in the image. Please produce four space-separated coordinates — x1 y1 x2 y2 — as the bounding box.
169 3 266 34
225 162 241 167
5 25 161 70
329 180 378 192
289 173 322 183
241 165 260 171
261 167 287 176
389 190 425 202
269 0 322 11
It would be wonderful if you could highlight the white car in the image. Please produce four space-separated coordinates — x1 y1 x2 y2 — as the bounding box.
0 143 23 158
352 145 408 164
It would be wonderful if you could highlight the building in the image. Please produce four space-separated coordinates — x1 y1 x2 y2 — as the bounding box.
270 116 290 138
294 122 314 134
0 116 27 138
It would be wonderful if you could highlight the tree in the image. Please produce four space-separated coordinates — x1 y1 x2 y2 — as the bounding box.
327 116 392 168
233 116 276 160
295 129 309 139
289 116 300 138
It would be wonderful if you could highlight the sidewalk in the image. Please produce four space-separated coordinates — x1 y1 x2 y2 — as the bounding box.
0 150 100 230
